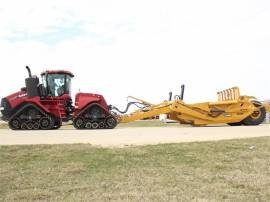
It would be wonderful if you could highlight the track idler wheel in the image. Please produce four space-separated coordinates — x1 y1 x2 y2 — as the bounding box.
105 116 118 129
73 118 85 129
8 118 21 130
39 117 54 130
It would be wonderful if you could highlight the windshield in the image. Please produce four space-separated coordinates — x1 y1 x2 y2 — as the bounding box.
42 74 72 97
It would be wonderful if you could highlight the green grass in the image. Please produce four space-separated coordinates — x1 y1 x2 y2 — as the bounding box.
0 123 8 129
1 137 270 201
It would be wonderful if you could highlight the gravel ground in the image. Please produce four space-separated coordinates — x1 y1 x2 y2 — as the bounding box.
0 125 269 147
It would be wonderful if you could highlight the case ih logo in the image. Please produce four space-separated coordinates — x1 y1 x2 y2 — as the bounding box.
11 93 27 100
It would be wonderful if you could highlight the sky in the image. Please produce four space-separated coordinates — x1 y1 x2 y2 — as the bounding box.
0 0 270 109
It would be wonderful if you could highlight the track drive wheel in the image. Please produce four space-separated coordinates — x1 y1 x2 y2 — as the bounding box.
39 116 54 130
105 115 118 129
242 104 266 126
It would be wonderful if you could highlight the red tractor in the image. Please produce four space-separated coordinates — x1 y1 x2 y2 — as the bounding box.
0 66 117 130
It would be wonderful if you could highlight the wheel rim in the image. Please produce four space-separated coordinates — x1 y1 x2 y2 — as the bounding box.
99 122 105 129
10 119 20 129
106 117 117 128
85 122 92 129
75 118 84 128
21 122 27 130
33 122 40 130
92 122 99 129
27 122 33 130
250 110 261 120
41 119 49 127
40 117 51 129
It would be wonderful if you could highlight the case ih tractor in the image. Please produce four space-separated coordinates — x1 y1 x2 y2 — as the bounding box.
0 66 117 130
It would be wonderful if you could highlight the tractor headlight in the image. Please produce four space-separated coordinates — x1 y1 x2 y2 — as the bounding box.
1 98 11 115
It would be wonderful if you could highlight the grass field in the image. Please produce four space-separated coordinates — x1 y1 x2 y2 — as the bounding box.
1 137 270 201
0 122 8 129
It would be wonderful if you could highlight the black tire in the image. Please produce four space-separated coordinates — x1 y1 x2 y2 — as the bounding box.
105 116 118 129
53 119 62 130
73 117 85 129
39 116 54 130
8 118 21 130
228 122 243 126
242 106 266 126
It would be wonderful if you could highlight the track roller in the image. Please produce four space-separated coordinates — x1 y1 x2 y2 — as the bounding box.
85 122 92 129
92 122 99 129
99 122 105 129
33 122 40 130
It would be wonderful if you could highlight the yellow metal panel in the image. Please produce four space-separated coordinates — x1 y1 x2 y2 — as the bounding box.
263 103 270 112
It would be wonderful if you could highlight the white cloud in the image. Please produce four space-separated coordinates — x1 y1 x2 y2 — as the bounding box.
0 0 270 109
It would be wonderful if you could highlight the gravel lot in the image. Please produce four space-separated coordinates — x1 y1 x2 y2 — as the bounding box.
0 125 269 147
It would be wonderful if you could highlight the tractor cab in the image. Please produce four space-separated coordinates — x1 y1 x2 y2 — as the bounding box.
41 70 74 97
24 66 74 99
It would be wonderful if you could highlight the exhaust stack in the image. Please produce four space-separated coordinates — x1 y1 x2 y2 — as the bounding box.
26 66 32 77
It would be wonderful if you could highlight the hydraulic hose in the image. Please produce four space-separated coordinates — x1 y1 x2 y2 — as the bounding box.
109 102 150 114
